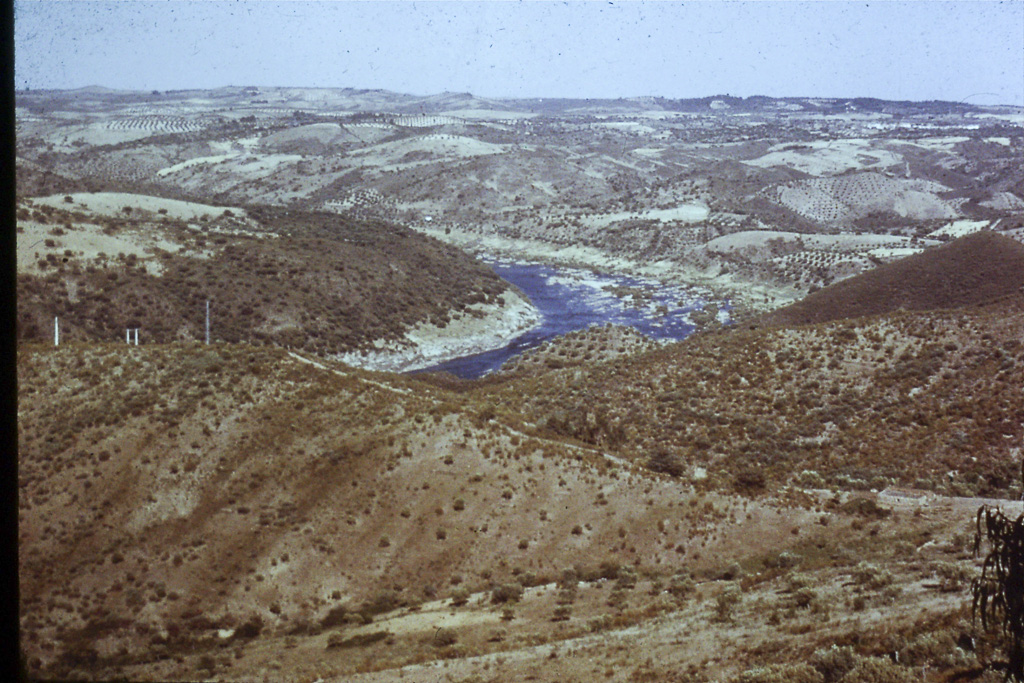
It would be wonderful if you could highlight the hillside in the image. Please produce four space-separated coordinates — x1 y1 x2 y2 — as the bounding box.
17 340 1007 682
15 196 522 363
762 231 1024 326
478 291 1024 499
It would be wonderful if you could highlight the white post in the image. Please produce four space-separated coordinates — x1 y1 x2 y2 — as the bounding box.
54 317 59 346
205 300 210 345
126 329 130 344
134 328 139 346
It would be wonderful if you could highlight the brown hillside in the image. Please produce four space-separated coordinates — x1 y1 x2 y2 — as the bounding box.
19 338 1006 682
762 230 1024 326
16 206 509 354
15 342 830 680
481 293 1024 497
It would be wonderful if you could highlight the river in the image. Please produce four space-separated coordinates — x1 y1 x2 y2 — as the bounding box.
413 260 729 379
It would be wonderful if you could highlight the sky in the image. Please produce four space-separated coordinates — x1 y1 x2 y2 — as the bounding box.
13 0 1024 104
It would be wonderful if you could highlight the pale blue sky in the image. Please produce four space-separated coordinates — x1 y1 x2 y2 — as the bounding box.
14 1 1024 104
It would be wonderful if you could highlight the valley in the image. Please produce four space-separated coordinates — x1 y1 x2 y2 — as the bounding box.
14 86 1024 682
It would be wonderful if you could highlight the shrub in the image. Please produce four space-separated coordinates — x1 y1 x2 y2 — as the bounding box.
796 470 826 488
793 587 818 609
615 565 638 590
714 585 742 623
771 551 803 569
235 615 263 638
837 657 915 683
361 590 400 617
733 663 823 683
933 561 970 592
668 573 695 601
450 587 470 607
721 562 743 581
319 605 348 630
899 631 970 667
811 645 859 683
433 627 457 647
851 562 893 590
491 583 523 604
733 466 767 493
647 449 685 477
326 630 390 649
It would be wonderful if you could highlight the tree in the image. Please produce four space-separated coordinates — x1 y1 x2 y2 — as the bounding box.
972 505 1024 680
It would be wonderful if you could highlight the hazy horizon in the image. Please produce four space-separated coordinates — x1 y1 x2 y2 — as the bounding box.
14 1 1024 106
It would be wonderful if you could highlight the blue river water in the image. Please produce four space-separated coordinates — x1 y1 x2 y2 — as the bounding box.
412 260 728 379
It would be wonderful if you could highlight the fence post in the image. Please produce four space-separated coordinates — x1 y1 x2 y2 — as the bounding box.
205 300 210 345
134 328 139 346
54 317 59 347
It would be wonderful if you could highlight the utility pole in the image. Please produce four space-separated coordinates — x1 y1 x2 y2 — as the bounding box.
54 317 59 347
126 329 130 344
134 328 139 346
205 300 210 345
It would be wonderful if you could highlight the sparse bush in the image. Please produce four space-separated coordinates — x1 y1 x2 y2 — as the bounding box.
647 449 685 477
326 630 390 649
319 605 349 630
771 551 803 569
933 561 970 592
837 657 915 683
235 615 263 639
733 663 823 683
714 585 742 623
491 583 523 604
811 645 859 683
615 565 638 590
721 562 743 581
796 470 827 488
450 587 470 607
793 587 818 609
433 627 457 647
361 590 400 617
668 573 695 601
851 562 893 590
899 631 971 668
598 561 621 581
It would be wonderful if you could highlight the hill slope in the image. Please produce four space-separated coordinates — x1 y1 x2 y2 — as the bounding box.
19 340 1006 682
479 290 1024 497
16 198 520 362
762 230 1024 326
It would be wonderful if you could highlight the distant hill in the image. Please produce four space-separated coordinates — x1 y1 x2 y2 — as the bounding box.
761 230 1024 326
